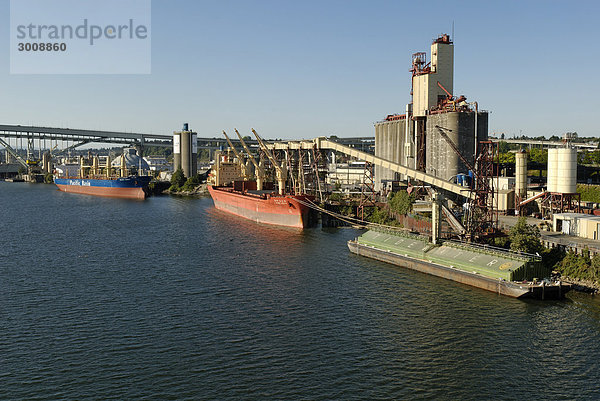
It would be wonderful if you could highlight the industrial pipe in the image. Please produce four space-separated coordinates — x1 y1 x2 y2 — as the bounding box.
470 102 479 163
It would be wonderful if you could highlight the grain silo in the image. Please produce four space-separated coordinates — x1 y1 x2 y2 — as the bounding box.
173 123 197 178
173 131 181 173
425 111 488 181
373 33 488 189
515 150 527 198
374 115 408 189
555 148 577 194
547 148 558 193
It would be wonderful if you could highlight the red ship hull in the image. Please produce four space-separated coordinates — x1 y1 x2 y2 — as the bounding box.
55 184 146 199
208 185 315 228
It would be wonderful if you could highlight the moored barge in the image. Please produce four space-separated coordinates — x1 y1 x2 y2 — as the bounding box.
349 230 570 299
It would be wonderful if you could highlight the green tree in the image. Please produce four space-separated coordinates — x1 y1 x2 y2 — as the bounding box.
529 148 547 164
579 150 600 165
366 206 400 226
388 190 415 216
497 152 515 163
144 145 172 157
591 253 600 282
577 184 600 203
509 217 544 254
169 168 186 191
541 246 565 271
329 192 343 202
497 141 510 154
557 249 597 282
493 235 510 249
181 174 201 192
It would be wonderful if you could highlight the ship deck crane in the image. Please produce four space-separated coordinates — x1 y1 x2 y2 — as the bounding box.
222 131 251 181
235 129 265 190
252 129 287 196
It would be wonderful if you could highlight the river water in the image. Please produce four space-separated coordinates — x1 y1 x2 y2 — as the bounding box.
1 181 599 400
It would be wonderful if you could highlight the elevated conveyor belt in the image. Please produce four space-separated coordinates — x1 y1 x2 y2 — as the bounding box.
518 191 546 207
268 137 472 199
441 203 467 234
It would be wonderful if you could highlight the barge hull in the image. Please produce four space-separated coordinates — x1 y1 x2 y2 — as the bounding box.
348 240 568 299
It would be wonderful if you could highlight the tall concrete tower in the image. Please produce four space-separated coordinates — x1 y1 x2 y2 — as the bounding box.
173 123 198 178
412 34 454 117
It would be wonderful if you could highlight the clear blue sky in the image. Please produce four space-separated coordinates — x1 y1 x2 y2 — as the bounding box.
1 0 598 139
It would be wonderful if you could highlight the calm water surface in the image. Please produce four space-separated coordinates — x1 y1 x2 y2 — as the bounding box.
1 181 599 400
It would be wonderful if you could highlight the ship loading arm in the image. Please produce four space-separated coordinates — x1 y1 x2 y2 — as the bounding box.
235 129 265 190
252 129 288 196
222 130 251 181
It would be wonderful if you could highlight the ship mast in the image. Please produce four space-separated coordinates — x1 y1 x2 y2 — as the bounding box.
252 129 287 196
235 129 265 191
222 131 251 181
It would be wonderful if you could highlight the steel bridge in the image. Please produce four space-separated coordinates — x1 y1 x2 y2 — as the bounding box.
0 124 374 151
489 137 598 150
0 124 171 147
0 124 374 168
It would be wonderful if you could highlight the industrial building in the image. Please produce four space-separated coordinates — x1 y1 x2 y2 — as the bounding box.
552 213 600 240
374 34 488 190
326 162 369 187
143 156 171 171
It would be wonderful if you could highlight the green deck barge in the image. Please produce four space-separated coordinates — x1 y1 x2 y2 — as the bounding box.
356 230 548 282
349 229 569 299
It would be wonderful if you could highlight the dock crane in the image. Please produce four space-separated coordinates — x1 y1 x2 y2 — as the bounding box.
235 129 265 190
252 129 288 196
222 131 251 181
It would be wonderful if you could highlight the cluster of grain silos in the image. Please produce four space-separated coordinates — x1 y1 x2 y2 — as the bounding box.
173 123 197 178
374 112 487 189
374 117 409 187
373 33 489 190
547 147 577 194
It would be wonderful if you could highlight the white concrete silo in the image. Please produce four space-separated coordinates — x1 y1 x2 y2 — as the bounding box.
547 148 558 193
515 151 527 198
555 147 577 194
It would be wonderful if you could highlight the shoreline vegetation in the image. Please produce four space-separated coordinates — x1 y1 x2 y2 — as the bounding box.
164 168 207 196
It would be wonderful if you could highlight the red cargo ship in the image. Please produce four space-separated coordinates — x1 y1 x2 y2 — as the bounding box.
208 184 316 228
208 130 318 228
